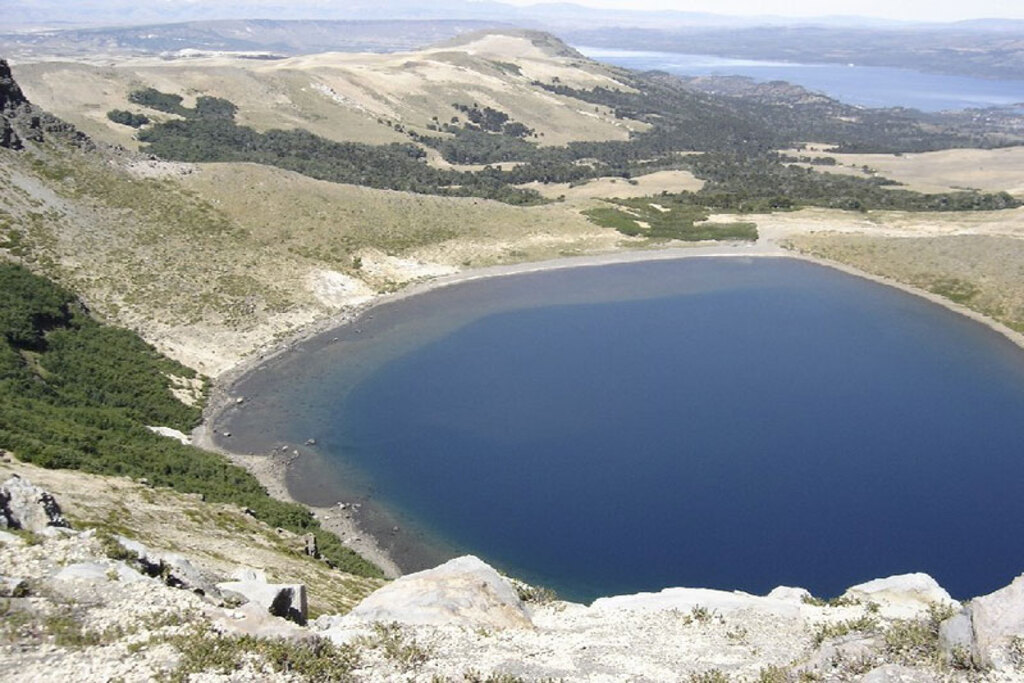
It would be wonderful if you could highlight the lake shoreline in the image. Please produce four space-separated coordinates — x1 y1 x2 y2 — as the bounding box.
195 241 1024 583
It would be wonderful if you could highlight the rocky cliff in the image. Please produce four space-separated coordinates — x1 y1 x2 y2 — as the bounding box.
3 460 1024 682
0 58 90 150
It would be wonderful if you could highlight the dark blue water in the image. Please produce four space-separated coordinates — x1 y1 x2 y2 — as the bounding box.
223 258 1024 602
577 47 1024 111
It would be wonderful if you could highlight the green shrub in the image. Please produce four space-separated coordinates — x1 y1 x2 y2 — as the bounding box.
106 110 150 128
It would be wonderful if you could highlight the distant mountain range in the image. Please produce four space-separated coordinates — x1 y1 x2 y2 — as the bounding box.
0 19 516 57
7 0 1020 31
563 24 1024 80
4 1 1023 81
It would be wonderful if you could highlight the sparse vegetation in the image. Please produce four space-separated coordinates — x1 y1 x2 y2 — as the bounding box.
812 615 880 646
882 603 958 666
44 610 119 648
167 625 360 682
506 576 558 604
801 594 862 608
784 233 1024 333
756 665 793 682
355 621 430 671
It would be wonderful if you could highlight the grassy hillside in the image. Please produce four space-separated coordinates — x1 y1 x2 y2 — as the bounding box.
11 34 637 152
0 262 382 579
0 136 625 374
784 232 1024 333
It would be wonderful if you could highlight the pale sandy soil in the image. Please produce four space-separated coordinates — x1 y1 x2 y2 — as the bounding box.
781 145 1024 196
522 169 706 200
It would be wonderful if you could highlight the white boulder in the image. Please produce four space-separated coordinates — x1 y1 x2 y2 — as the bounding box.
841 573 955 618
346 555 532 629
54 561 146 584
592 586 802 618
0 475 70 532
766 586 813 603
969 572 1024 669
217 580 308 625
147 426 191 445
937 608 975 666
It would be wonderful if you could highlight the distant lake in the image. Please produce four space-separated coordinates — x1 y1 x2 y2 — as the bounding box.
577 47 1024 112
220 258 1024 602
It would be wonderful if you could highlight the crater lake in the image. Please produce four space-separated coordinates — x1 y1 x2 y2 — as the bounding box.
216 257 1024 602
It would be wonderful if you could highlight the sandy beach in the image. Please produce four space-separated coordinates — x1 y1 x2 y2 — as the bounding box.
196 240 1024 579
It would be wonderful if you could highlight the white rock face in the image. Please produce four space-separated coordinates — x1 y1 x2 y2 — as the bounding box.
217 580 308 625
230 566 268 583
938 609 975 664
307 269 375 307
842 572 956 618
146 426 191 445
858 663 940 682
0 474 70 532
346 555 532 629
767 585 813 603
970 572 1024 668
54 561 147 584
591 586 802 618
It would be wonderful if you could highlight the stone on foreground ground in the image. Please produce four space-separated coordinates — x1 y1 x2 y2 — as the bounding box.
970 573 1024 669
0 474 70 532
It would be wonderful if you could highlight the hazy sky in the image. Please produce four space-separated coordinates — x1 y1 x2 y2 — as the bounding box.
503 0 1024 22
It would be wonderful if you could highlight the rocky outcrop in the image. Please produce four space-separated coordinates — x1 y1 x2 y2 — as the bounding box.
217 566 309 625
7 475 1024 681
966 572 1024 668
842 572 957 618
0 575 29 597
344 555 531 630
939 607 976 664
0 60 28 113
0 59 28 149
112 534 222 598
0 474 71 532
0 58 90 150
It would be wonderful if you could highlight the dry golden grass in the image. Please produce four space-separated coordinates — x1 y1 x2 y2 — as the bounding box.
180 162 621 270
781 145 1024 196
785 231 1024 332
524 169 705 201
11 34 642 152
0 144 623 375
